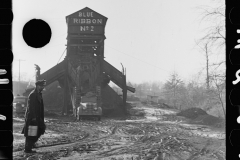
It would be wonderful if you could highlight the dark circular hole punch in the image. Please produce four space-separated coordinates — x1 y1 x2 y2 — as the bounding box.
229 89 240 106
229 7 240 25
230 48 240 65
229 129 240 147
0 9 13 24
0 90 13 106
22 19 52 48
0 131 13 147
0 49 13 65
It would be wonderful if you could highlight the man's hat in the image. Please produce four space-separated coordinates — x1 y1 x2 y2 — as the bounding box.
35 79 46 86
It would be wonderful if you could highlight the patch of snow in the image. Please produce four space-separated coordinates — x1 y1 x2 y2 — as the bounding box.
13 117 25 122
191 130 225 139
13 133 25 144
145 116 158 120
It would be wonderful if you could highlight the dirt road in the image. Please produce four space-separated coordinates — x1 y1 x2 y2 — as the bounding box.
13 102 225 160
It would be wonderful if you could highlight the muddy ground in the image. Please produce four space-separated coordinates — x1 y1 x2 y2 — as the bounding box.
13 102 225 160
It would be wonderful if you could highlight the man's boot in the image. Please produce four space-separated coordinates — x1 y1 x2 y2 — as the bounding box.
32 143 37 148
24 138 36 153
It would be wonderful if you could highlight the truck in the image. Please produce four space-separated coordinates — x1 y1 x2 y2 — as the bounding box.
77 91 102 121
13 95 28 114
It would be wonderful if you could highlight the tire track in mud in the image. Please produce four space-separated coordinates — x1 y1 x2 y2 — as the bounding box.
37 123 144 159
87 122 225 160
13 122 119 160
44 125 122 160
44 121 117 147
13 118 225 160
75 124 139 159
100 116 223 159
108 124 172 158
84 123 181 159
80 123 152 159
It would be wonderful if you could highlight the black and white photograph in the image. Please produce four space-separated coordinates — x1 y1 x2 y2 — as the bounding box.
12 0 225 159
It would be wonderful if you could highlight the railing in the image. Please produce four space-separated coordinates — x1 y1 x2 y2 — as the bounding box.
102 60 135 93
102 60 124 88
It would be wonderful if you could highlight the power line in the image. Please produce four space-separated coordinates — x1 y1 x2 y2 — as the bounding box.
13 32 67 54
13 59 25 94
51 32 67 41
57 48 67 64
13 42 66 56
105 45 170 73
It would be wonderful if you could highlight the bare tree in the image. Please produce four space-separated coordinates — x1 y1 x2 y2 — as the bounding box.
198 1 225 49
210 72 225 118
195 40 212 90
195 1 225 88
195 1 225 115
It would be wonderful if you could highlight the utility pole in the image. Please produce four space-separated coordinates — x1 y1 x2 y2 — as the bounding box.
205 43 210 90
16 59 25 95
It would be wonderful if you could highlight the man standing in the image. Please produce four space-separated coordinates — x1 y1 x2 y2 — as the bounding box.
22 79 46 153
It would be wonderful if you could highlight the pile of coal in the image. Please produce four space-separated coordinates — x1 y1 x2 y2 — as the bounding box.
176 108 207 119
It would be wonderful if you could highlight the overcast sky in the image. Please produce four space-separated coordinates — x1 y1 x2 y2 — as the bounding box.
12 0 219 84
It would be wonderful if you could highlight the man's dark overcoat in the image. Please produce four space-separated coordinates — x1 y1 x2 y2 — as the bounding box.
21 88 45 137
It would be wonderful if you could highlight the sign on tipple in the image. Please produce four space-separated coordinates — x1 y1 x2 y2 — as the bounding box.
70 17 103 25
66 7 107 35
68 25 105 34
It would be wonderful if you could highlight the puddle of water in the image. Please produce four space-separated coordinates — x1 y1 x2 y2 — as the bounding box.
13 123 24 126
125 117 225 140
13 133 24 138
13 133 25 146
191 130 225 139
178 123 225 139
125 118 179 124
125 118 156 123
157 120 181 124
43 133 67 139
139 105 177 114
145 116 158 120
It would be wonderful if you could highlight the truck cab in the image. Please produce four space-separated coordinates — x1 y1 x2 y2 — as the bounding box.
77 92 102 121
13 95 27 114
